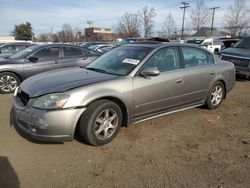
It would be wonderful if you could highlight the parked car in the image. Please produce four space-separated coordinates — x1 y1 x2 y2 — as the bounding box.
0 42 32 59
186 39 204 45
88 43 115 53
220 36 250 79
80 42 109 49
11 43 235 146
0 44 97 93
200 38 225 53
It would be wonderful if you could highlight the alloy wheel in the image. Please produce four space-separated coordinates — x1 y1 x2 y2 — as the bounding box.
0 75 18 93
94 109 119 140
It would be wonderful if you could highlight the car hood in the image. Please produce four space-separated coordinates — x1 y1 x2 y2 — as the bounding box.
0 58 22 64
20 67 118 97
221 47 250 59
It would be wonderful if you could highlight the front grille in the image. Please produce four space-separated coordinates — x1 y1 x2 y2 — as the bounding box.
17 90 30 106
222 55 249 67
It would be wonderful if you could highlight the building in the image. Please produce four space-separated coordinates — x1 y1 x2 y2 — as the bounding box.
85 27 116 41
0 35 32 43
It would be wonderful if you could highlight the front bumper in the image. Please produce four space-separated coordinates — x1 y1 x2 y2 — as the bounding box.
11 96 86 142
235 67 250 78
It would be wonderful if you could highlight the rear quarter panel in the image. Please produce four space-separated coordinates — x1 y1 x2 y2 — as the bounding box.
214 57 235 93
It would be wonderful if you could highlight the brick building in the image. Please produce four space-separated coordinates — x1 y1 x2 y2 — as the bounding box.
85 27 116 41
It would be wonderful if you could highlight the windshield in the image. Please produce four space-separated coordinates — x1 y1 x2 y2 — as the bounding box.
86 46 152 76
233 38 250 49
9 45 40 59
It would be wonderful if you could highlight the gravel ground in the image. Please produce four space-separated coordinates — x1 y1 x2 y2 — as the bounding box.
0 80 249 188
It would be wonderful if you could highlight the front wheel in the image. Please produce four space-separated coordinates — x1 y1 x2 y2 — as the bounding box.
79 100 122 146
205 81 225 109
0 72 20 94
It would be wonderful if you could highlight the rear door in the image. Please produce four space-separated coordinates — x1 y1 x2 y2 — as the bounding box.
61 46 92 68
133 47 185 118
180 47 216 105
23 46 61 78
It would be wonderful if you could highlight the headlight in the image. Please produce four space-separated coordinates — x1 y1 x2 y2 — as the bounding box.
33 93 70 110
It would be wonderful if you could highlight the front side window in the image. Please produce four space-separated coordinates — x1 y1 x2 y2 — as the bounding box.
34 47 59 59
182 47 212 68
64 47 82 57
141 47 180 72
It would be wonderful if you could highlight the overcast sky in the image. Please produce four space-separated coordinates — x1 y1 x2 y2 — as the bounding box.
0 0 248 36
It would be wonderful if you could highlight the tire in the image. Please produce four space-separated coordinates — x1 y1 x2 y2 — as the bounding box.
0 72 20 94
205 81 225 109
79 100 122 146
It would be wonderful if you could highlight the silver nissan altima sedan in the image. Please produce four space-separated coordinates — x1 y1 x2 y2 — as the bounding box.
11 42 235 146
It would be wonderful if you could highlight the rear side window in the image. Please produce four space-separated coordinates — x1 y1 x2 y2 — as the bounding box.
34 47 59 59
182 47 213 68
64 47 82 57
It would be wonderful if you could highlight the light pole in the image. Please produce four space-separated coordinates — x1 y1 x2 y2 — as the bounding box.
180 2 190 40
210 7 220 37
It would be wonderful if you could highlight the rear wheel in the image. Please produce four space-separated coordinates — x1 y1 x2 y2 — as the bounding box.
79 100 122 146
205 81 225 109
0 72 20 94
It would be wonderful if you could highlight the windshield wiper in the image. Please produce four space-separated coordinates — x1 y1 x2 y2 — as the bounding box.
86 67 108 74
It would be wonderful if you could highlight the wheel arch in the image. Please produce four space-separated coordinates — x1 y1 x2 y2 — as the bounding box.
0 70 23 82
74 96 129 138
87 96 129 127
215 79 227 99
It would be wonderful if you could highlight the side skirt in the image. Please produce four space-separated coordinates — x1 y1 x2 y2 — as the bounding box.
131 103 204 125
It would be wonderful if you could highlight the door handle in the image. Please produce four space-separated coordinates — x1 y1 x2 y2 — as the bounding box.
210 72 215 76
54 60 61 64
176 79 184 84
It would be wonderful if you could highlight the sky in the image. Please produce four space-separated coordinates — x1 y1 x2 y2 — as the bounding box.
0 0 248 36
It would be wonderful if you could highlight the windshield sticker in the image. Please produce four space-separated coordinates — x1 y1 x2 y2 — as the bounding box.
122 58 140 65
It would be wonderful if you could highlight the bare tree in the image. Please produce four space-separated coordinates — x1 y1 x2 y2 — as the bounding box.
139 6 157 38
190 0 210 31
225 0 249 37
117 13 141 37
162 13 177 39
36 33 52 42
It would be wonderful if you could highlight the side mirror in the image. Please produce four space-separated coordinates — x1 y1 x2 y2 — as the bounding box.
141 67 160 77
28 56 39 62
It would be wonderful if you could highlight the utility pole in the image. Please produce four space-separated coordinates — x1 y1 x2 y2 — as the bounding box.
87 20 93 28
210 7 220 37
180 2 190 40
50 27 53 35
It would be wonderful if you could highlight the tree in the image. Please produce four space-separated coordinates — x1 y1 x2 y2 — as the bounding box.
36 33 52 42
190 0 210 31
224 0 249 37
117 13 141 37
162 13 177 39
139 6 157 38
12 22 32 40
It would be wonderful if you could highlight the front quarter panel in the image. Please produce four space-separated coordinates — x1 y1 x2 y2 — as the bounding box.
65 77 134 122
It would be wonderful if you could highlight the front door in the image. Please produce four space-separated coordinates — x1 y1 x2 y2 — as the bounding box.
23 46 61 79
133 47 185 118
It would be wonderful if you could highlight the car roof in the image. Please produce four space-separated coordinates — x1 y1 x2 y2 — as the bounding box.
124 42 205 49
34 43 82 48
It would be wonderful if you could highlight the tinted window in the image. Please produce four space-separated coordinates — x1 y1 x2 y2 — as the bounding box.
233 37 250 49
64 47 82 57
1 45 14 53
142 47 180 72
182 47 212 68
34 47 59 59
